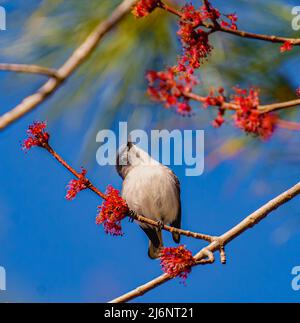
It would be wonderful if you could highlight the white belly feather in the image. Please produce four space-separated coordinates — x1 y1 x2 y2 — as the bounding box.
121 165 179 227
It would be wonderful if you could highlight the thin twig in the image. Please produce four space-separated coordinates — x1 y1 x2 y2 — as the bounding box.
218 25 300 45
158 1 182 17
196 249 215 264
184 91 300 114
0 0 137 130
44 143 107 200
258 99 300 113
131 212 215 242
0 63 59 78
109 180 300 303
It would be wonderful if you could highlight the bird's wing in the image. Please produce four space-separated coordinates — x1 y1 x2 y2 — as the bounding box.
169 170 181 243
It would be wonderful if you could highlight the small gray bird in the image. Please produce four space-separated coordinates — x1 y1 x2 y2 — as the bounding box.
116 141 181 259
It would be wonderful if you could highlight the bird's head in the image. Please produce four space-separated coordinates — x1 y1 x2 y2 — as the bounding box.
116 141 158 179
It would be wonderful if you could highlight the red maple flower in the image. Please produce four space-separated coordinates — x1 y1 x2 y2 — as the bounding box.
280 41 293 53
96 185 129 236
177 5 213 70
203 88 226 127
220 13 238 30
22 121 50 150
232 87 278 140
212 108 226 128
200 1 221 22
146 67 197 115
132 0 160 18
66 168 89 201
160 245 196 282
296 87 300 97
204 87 225 108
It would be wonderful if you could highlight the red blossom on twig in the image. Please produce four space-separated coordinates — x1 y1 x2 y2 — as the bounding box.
280 41 293 52
202 87 226 127
203 87 278 139
146 67 197 115
96 185 129 236
212 108 226 128
66 168 89 201
160 245 196 282
132 0 160 18
22 121 49 150
232 87 277 139
177 4 214 71
220 13 238 30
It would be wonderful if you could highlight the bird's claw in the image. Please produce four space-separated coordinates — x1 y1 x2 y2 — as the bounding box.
128 210 137 222
157 220 164 231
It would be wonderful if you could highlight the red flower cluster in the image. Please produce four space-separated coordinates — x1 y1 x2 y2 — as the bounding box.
96 185 129 236
212 107 226 128
220 13 238 30
203 87 278 139
160 245 196 282
22 121 50 150
146 67 197 115
66 168 89 201
177 4 214 71
203 88 226 127
176 2 237 72
132 0 160 18
280 41 293 53
296 87 300 97
232 88 277 140
143 1 240 118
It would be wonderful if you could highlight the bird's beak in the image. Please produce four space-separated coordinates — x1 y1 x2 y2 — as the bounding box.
127 141 134 149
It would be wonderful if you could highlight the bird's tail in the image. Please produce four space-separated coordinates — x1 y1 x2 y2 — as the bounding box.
148 229 163 259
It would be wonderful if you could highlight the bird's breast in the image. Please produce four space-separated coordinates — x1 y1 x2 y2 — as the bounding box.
121 165 179 225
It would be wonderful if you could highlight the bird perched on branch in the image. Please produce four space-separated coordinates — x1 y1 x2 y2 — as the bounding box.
116 141 181 259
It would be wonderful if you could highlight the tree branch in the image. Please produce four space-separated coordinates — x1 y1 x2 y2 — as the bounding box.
258 99 300 114
0 0 137 131
159 1 300 45
218 25 300 46
0 63 59 78
131 212 215 242
183 91 300 114
109 180 300 303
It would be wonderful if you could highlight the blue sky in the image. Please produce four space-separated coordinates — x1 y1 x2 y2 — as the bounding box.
0 0 300 303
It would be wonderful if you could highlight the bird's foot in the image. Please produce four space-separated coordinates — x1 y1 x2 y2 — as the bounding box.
128 210 137 222
157 220 164 231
